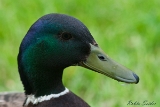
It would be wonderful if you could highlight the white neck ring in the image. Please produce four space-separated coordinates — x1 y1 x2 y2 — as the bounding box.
25 87 69 105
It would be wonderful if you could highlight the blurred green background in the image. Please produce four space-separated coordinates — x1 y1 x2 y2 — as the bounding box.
0 0 160 107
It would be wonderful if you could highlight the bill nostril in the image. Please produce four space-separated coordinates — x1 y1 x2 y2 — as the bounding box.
98 54 107 61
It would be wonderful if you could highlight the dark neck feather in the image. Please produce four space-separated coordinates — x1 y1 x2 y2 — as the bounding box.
30 68 65 97
18 48 65 97
20 64 65 97
25 91 90 107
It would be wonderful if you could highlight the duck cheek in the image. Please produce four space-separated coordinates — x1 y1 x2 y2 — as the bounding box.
75 42 91 58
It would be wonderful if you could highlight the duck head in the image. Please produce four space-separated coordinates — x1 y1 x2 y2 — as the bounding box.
18 13 139 97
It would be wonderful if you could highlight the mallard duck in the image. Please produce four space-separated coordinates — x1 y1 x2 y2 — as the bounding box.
0 13 139 107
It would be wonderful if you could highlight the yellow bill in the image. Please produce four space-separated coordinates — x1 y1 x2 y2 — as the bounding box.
79 44 139 84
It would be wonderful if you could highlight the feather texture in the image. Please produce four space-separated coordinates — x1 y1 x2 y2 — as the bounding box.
0 92 25 107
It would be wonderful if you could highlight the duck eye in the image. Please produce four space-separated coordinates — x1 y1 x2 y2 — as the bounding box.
61 32 72 40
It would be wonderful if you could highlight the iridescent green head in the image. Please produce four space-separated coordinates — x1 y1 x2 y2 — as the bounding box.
18 13 139 97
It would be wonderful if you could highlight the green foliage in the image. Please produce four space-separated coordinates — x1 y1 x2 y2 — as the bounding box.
0 0 160 107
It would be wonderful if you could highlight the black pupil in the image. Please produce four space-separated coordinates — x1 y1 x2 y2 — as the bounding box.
62 33 72 40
